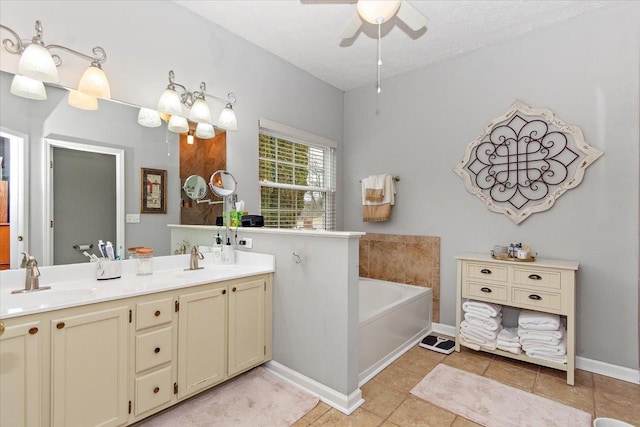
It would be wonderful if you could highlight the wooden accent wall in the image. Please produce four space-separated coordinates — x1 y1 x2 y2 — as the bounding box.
359 233 441 322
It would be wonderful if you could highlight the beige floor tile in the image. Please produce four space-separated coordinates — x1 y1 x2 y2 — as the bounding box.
533 370 595 415
442 348 492 375
392 345 446 376
310 407 384 427
539 367 593 387
380 421 401 427
373 364 425 394
451 416 483 426
291 418 310 426
483 357 538 391
593 373 640 425
361 378 407 419
388 395 456 427
299 401 332 424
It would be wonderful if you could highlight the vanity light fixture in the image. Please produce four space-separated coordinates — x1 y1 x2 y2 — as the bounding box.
1 20 111 106
139 70 238 133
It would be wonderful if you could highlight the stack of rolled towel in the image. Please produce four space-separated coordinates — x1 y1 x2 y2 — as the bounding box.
460 300 502 350
497 327 521 354
518 309 567 364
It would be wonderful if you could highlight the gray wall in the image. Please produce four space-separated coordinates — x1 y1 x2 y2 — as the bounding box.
343 3 640 369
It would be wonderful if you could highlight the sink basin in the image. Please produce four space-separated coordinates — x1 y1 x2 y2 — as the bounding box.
1 288 95 313
174 266 242 281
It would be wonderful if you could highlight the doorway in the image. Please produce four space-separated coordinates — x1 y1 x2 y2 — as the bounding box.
45 139 124 265
0 130 27 269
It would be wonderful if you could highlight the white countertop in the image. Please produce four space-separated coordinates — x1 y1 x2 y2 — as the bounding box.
0 251 275 319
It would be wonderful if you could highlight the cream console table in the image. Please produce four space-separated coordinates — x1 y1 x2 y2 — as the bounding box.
455 253 578 385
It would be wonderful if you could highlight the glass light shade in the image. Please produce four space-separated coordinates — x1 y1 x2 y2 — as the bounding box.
18 43 59 83
196 122 215 139
137 108 161 128
187 133 194 145
77 65 111 99
157 88 182 116
357 0 401 24
68 89 98 110
217 105 237 131
167 115 188 133
188 97 211 123
159 112 171 122
10 74 47 100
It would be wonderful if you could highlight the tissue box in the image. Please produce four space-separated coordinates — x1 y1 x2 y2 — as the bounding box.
96 260 122 280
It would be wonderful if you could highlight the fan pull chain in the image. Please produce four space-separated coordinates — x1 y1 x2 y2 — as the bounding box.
377 21 382 93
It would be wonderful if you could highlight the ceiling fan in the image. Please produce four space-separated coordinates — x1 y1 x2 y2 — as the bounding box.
340 0 428 93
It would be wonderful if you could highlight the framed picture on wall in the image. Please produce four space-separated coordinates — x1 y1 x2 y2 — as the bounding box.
141 168 167 214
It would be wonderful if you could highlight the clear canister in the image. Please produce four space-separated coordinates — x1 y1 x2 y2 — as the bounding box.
135 247 154 275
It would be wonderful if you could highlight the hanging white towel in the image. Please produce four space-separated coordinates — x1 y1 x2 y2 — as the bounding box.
362 174 396 222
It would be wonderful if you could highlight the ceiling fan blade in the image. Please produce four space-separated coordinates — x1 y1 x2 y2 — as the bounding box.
341 12 362 39
396 0 428 31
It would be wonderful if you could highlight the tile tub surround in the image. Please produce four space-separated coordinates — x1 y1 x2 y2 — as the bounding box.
359 233 440 322
292 343 640 426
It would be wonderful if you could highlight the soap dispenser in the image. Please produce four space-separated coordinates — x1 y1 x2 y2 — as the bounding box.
221 237 235 265
212 233 223 265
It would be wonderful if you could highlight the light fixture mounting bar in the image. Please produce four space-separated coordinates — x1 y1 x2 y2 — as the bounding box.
165 69 236 107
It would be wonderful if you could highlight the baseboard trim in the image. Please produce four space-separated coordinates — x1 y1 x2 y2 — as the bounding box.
265 361 364 415
434 323 639 384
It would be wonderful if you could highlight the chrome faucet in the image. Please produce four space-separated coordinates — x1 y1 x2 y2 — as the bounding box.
186 245 204 271
12 252 51 293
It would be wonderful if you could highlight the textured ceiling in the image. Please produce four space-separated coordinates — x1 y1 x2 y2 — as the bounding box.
174 0 617 92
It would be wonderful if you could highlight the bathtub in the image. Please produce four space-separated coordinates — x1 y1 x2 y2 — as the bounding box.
359 278 432 385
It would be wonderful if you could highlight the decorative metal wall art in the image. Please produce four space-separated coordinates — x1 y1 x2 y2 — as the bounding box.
453 100 602 225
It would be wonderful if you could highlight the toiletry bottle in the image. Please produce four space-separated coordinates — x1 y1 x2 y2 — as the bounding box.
212 233 223 265
222 237 235 265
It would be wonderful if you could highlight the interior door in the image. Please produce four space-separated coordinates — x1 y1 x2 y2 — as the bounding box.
0 130 27 268
52 147 116 265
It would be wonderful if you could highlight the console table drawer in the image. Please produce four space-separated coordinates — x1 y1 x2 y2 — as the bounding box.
463 281 508 303
513 268 561 289
466 263 508 282
511 287 562 312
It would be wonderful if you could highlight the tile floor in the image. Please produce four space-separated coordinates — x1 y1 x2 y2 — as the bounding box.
293 344 640 427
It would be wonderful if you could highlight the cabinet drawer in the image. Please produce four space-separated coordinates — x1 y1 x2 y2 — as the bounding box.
465 263 508 282
511 287 562 312
136 297 173 330
136 327 172 373
134 365 172 416
513 268 561 289
463 281 508 303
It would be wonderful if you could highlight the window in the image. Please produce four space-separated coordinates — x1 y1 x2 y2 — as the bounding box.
259 119 336 230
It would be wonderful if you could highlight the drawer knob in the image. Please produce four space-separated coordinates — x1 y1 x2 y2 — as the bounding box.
154 347 161 354
0 321 4 336
56 322 65 329
222 289 226 295
528 294 542 300
154 310 161 317
528 274 542 280
154 387 160 394
29 327 39 335
480 287 492 293
480 269 492 274
232 287 237 292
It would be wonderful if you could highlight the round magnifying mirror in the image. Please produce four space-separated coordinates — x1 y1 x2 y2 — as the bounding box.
183 175 208 200
209 170 237 197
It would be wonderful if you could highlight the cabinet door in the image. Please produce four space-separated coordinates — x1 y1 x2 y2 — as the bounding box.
0 320 41 427
177 287 226 399
51 306 129 427
228 278 266 376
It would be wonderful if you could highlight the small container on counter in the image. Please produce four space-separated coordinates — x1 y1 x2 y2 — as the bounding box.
135 247 154 275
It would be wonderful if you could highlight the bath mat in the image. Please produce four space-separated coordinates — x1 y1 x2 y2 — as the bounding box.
410 364 591 427
139 367 319 427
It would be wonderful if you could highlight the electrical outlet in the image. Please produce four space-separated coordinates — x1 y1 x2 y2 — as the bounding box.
239 237 253 248
126 214 140 223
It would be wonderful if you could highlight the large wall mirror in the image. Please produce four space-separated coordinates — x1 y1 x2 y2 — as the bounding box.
0 70 224 269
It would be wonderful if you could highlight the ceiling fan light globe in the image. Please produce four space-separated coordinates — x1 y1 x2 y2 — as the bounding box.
357 0 401 24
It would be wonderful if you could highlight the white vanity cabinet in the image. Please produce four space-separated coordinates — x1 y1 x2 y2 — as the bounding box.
455 254 578 385
0 319 42 427
51 305 130 427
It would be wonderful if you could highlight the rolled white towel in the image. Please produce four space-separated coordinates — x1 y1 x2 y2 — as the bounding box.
461 321 500 340
497 327 519 343
518 326 565 342
518 310 560 331
463 300 502 318
464 312 502 331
